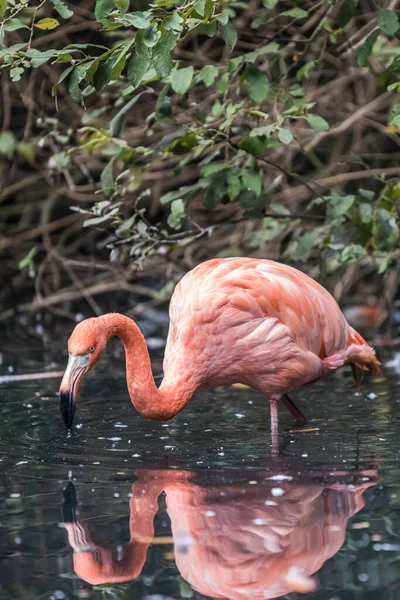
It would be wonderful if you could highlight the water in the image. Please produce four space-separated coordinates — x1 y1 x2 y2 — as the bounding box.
1 331 400 600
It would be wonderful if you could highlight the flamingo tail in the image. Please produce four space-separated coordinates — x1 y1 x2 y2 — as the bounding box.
322 328 381 377
347 329 381 374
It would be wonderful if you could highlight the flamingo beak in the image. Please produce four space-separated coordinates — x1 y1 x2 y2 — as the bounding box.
59 353 89 429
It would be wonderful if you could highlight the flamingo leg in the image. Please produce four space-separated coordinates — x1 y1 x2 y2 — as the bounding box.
351 363 361 393
270 397 280 456
281 394 307 425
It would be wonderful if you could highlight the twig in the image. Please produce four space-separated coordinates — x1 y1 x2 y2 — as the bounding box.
0 371 64 383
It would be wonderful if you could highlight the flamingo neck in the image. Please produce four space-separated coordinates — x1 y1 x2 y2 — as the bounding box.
98 313 195 420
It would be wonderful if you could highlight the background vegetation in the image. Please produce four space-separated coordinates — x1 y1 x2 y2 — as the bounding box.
1 0 399 324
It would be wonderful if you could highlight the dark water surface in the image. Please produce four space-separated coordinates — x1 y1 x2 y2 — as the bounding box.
1 332 400 600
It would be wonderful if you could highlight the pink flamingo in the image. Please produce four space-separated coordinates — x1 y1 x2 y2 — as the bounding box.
59 258 380 451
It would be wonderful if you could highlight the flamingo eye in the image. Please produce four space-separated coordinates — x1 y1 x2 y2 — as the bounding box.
89 345 95 353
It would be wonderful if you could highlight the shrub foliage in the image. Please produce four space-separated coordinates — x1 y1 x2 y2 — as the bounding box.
0 0 399 316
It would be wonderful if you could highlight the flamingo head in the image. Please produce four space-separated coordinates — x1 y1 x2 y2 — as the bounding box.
59 318 106 429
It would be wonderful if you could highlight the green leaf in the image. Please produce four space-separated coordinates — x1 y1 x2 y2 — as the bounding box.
244 42 280 63
292 232 318 261
199 64 218 86
219 21 237 49
160 184 198 205
0 131 16 158
164 11 184 31
121 11 152 29
377 9 399 35
93 56 115 91
10 66 24 81
166 132 197 155
203 0 214 21
263 0 278 7
377 253 391 274
4 18 29 31
153 31 178 78
95 0 115 20
98 17 122 30
329 192 355 217
114 0 129 13
143 24 161 47
378 181 400 210
242 171 262 196
17 141 35 161
49 0 73 19
101 158 115 196
51 64 74 95
296 60 316 80
280 8 309 19
85 57 101 86
359 202 373 224
68 64 88 104
389 114 400 128
167 199 185 229
239 136 267 157
227 174 241 200
195 0 213 19
215 72 229 93
305 114 329 132
202 175 226 209
229 56 244 70
190 19 213 34
127 33 151 87
18 247 37 270
56 52 73 63
239 189 262 215
214 10 229 25
388 102 400 124
51 151 70 169
83 213 117 227
110 46 129 80
0 0 7 18
0 43 27 58
245 66 270 103
194 0 205 15
201 163 229 177
29 49 57 68
337 0 358 28
357 29 380 67
278 128 294 144
341 244 366 262
373 208 399 251
171 66 193 95
358 188 375 201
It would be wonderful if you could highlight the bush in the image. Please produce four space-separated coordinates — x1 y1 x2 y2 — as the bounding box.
0 0 399 319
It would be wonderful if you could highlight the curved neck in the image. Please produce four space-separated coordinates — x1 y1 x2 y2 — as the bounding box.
98 314 195 420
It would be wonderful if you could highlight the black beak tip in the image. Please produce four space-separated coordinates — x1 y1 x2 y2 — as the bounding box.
63 481 78 523
59 391 75 429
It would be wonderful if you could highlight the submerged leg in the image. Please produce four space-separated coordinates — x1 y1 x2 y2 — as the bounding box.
281 394 307 425
351 363 361 393
270 396 280 457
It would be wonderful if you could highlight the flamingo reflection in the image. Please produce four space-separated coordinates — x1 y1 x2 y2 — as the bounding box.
62 467 378 599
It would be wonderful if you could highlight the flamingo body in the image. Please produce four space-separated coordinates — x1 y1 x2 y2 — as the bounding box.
59 258 379 446
164 258 377 394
